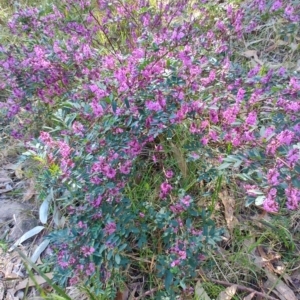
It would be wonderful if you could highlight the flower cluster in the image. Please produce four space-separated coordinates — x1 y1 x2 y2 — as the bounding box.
1 0 299 297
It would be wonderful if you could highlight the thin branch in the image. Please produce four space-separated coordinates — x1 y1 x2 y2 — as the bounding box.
89 10 118 57
134 287 161 300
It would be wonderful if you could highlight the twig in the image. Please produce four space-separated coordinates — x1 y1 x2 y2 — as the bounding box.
89 10 119 57
210 279 278 300
134 287 161 300
122 253 153 264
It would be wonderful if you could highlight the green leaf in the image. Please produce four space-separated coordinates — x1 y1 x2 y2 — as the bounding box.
9 226 45 252
164 270 173 290
39 189 53 224
292 177 300 188
111 100 117 113
217 162 231 170
115 253 121 265
245 196 255 207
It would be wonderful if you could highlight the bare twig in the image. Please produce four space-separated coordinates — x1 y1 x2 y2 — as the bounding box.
134 287 161 300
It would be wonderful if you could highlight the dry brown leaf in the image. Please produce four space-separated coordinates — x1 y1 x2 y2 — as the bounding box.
0 177 11 183
217 285 237 300
2 164 19 170
265 39 288 52
14 273 53 291
243 292 255 300
115 288 129 300
242 50 264 66
170 143 187 179
264 271 297 300
15 165 23 179
0 183 13 194
219 190 239 234
5 289 19 300
195 281 211 300
128 285 137 300
0 170 12 182
0 281 5 300
66 286 89 300
22 179 36 201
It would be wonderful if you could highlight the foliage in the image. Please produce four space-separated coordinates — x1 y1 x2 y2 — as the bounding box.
0 0 299 298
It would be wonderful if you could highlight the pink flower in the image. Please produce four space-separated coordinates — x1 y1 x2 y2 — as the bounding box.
287 148 299 167
69 277 79 286
201 136 209 146
286 187 300 210
104 221 117 235
91 100 104 117
78 221 87 229
236 88 245 103
81 246 95 257
247 65 260 77
146 100 162 112
160 182 172 198
244 184 261 196
58 261 69 269
180 195 192 207
267 168 280 186
57 141 71 158
92 196 102 207
271 0 282 11
165 170 174 179
103 165 116 178
72 121 84 136
40 131 53 145
170 203 185 214
85 263 95 276
245 112 257 126
263 188 279 213
120 162 131 174
277 130 294 146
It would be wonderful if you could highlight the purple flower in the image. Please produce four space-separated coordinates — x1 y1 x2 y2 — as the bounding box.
277 130 294 146
267 168 280 186
104 221 117 235
72 121 84 136
180 195 192 207
165 170 174 179
236 88 245 103
81 246 95 257
58 261 69 269
85 263 96 276
277 67 286 77
103 165 117 179
287 148 299 167
92 196 102 207
146 100 162 112
271 0 282 11
263 188 279 213
160 181 172 198
286 187 300 210
170 203 185 214
245 112 257 126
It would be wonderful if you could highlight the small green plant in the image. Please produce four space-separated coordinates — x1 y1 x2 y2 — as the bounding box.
0 239 8 252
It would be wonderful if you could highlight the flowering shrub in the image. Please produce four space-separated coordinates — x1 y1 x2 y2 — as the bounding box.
0 0 299 297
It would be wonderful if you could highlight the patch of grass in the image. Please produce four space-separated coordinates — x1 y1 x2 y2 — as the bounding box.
0 239 8 252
